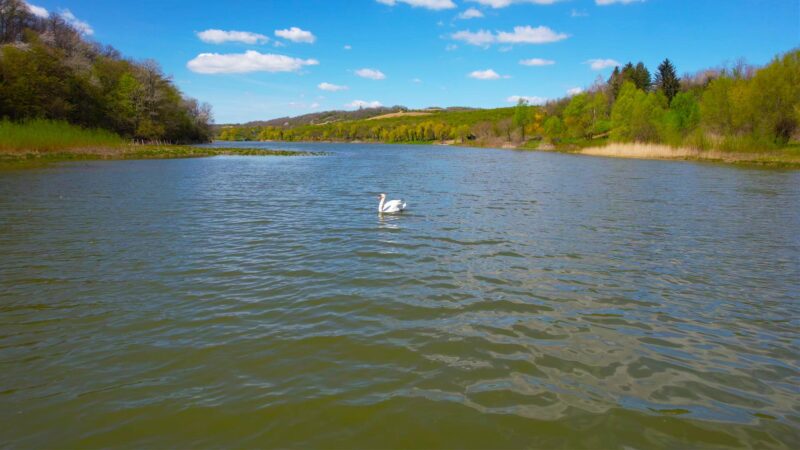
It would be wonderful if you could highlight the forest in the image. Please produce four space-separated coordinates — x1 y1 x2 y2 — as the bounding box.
0 0 213 144
218 49 800 153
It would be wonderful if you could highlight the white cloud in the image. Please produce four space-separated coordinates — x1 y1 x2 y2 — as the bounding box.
451 29 495 47
187 51 319 74
376 0 456 10
458 8 484 19
596 0 645 5
23 1 49 18
355 68 386 80
412 78 422 83
60 9 93 36
318 82 349 91
507 95 547 105
571 8 588 17
567 87 584 95
585 58 620 70
346 100 383 109
445 44 458 51
470 0 564 8
496 25 568 44
274 27 316 43
469 69 508 80
452 25 568 47
197 29 268 45
520 58 554 66
344 44 352 50
310 102 320 109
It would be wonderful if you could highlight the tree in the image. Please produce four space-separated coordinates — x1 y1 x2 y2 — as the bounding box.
655 58 681 104
745 49 800 142
543 116 565 142
513 98 530 140
608 66 623 99
633 62 652 91
664 92 700 137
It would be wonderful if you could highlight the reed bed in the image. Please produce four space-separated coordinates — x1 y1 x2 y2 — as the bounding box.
579 142 800 167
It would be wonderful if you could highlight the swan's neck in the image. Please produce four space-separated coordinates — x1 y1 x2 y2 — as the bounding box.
378 197 385 211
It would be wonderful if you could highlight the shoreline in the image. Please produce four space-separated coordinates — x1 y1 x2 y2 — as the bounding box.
0 145 317 169
573 142 800 168
3 141 798 170
220 139 800 168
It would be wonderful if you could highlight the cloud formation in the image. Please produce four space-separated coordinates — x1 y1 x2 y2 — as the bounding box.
507 95 547 104
469 69 508 80
275 27 316 43
471 0 564 8
346 100 383 109
355 68 386 80
376 0 456 10
585 58 619 70
458 8 484 19
520 58 555 66
452 25 568 47
567 87 584 95
60 9 93 36
23 1 48 18
187 51 319 74
596 0 644 5
318 82 349 91
197 29 268 44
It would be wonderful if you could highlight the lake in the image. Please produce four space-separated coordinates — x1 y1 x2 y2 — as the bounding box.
1 142 798 448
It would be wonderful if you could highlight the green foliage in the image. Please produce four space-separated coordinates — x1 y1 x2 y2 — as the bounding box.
213 48 800 156
0 0 212 144
662 92 700 144
219 107 519 144
745 50 800 142
513 99 530 140
0 119 124 152
543 116 565 141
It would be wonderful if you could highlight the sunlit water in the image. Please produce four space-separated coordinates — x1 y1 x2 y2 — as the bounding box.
1 143 798 448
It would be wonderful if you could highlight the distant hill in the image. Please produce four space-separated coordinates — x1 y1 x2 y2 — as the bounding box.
219 106 478 129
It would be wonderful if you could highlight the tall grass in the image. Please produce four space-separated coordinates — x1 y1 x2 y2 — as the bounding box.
0 120 124 153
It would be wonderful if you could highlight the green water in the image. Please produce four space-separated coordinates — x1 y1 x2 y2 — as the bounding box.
1 143 798 448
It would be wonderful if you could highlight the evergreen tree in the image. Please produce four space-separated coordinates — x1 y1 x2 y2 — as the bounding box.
633 62 652 91
608 66 623 99
655 58 681 104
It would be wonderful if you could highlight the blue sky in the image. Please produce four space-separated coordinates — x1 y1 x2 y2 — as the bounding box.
24 0 800 123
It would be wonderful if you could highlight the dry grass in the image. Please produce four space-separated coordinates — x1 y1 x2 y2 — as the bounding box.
365 111 432 121
579 142 800 167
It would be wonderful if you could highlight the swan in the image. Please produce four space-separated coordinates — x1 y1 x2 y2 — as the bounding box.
377 193 407 213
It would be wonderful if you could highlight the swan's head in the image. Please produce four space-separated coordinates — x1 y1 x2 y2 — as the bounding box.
377 193 386 199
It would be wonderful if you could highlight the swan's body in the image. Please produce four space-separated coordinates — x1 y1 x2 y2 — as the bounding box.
378 193 407 213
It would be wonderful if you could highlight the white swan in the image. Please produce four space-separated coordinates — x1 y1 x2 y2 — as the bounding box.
377 193 407 213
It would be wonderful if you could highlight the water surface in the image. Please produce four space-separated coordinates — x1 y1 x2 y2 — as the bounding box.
1 143 798 448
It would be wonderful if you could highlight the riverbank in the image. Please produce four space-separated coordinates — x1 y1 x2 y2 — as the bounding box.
571 142 800 168
0 145 315 169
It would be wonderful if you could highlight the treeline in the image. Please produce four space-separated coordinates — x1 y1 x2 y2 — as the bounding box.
219 107 523 144
0 0 212 143
542 50 799 151
219 48 799 152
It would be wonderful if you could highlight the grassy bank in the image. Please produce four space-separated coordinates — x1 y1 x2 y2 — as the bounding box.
0 121 316 168
0 119 126 152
